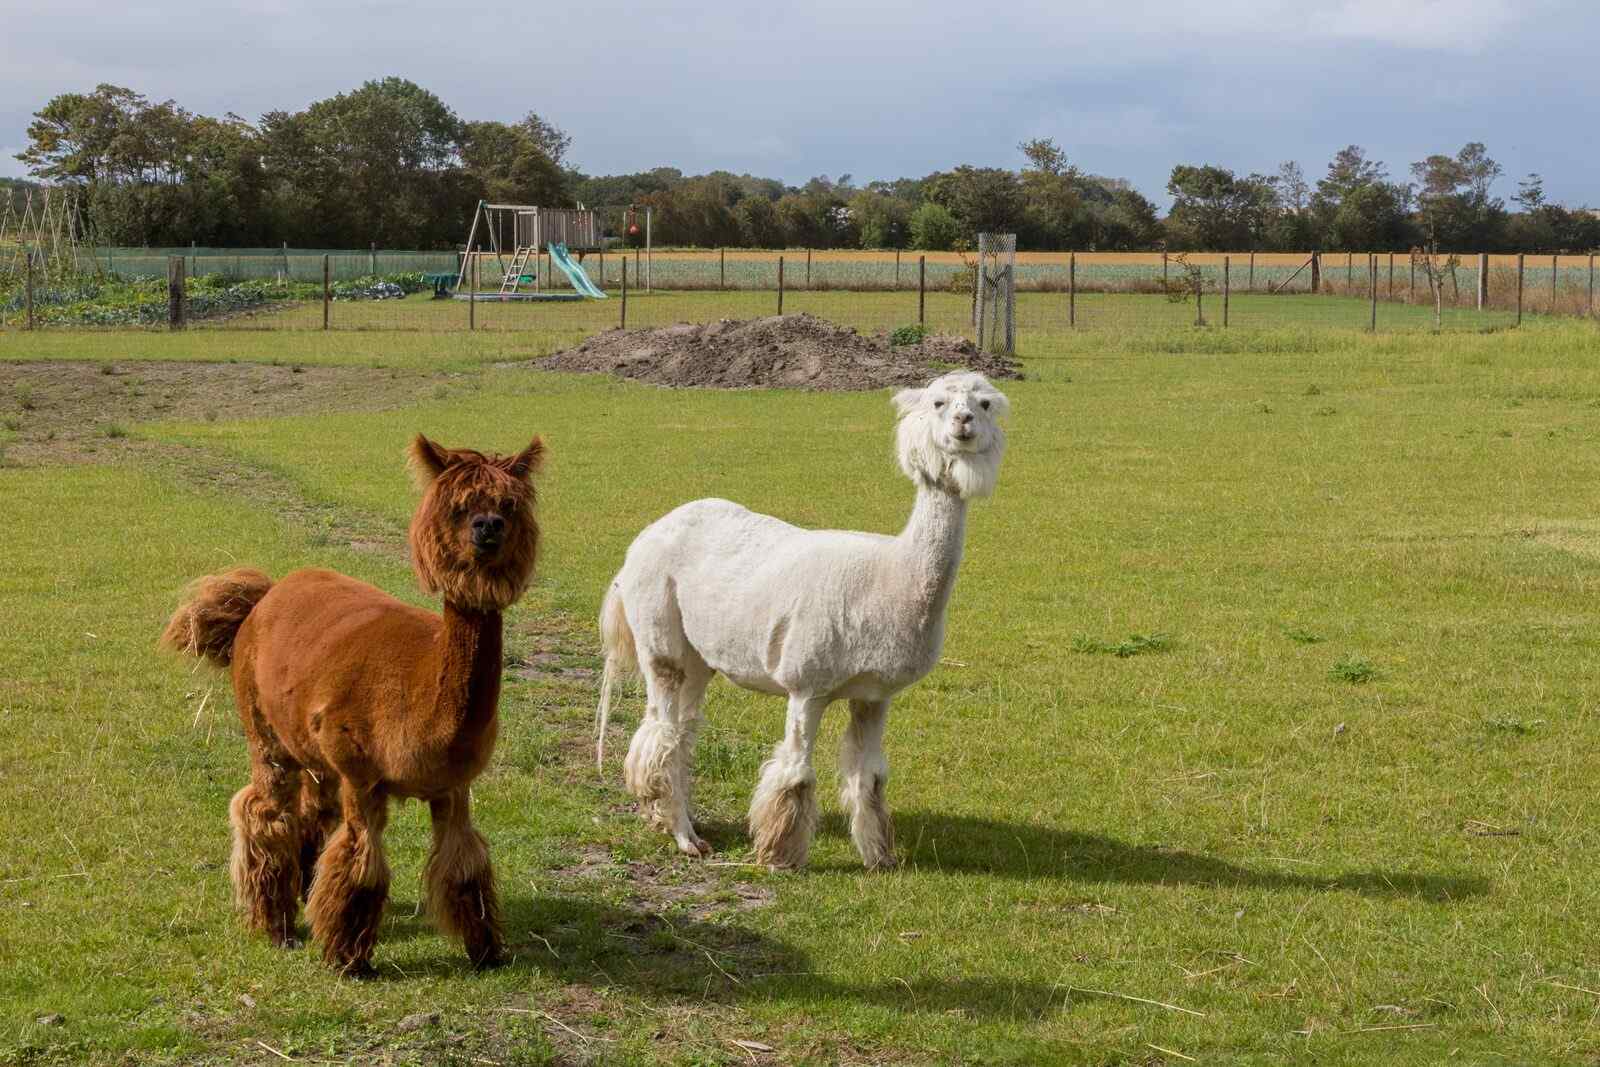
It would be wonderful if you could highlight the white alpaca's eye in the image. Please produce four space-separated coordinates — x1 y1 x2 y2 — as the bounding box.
980 400 991 410
933 400 945 409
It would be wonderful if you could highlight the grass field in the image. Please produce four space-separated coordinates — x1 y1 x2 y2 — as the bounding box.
5 308 1600 1064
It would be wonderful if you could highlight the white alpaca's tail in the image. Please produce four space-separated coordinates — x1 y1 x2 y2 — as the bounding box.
595 580 639 772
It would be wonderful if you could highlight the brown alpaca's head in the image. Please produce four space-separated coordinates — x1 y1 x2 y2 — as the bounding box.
407 434 544 613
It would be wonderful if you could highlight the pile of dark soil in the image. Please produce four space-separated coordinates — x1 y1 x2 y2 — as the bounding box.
537 313 1021 391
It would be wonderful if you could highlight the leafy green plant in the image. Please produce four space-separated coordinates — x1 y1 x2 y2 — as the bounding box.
1073 632 1174 658
1284 628 1324 644
1329 655 1377 683
889 324 928 347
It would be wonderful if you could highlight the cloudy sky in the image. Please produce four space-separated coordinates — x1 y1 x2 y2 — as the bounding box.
3 0 1595 206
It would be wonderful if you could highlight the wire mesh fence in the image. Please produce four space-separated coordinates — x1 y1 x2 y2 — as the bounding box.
3 248 1592 338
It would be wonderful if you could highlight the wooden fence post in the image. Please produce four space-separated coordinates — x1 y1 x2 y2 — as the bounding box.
1552 254 1559 314
369 242 376 276
1347 251 1353 286
1162 251 1168 289
720 247 725 290
24 246 35 330
1311 251 1321 293
1195 271 1203 327
322 254 330 331
777 255 784 315
1223 255 1230 327
168 255 186 331
1388 252 1394 299
282 241 290 280
1069 252 1077 328
1516 254 1525 325
895 249 902 290
1368 254 1377 332
1410 256 1417 304
1248 250 1255 292
805 248 812 290
918 255 926 326
1477 253 1488 309
619 258 627 329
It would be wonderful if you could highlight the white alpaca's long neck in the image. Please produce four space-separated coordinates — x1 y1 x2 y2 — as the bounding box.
894 480 968 625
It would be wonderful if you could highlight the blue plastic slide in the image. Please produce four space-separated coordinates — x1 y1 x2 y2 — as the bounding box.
548 242 607 299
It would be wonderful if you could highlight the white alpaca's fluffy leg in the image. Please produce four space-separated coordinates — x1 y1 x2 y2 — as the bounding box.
839 699 896 870
749 695 828 869
623 659 712 857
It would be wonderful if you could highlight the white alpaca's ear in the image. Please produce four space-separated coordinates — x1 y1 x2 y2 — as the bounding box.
892 388 925 416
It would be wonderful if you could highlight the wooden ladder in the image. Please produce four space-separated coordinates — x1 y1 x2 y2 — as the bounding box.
499 246 535 295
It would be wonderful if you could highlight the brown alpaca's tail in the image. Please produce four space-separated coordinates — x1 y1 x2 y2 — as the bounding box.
595 579 639 772
160 568 274 668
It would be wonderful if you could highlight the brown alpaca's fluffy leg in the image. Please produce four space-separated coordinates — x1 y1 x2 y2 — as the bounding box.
749 694 828 869
306 782 390 976
839 699 897 870
296 773 340 900
424 789 504 969
229 754 304 945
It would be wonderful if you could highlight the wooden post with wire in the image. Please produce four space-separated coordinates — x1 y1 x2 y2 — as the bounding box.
918 255 926 326
1223 256 1230 327
322 254 330 330
1477 252 1488 309
806 248 812 289
1195 271 1203 327
720 247 725 290
1162 251 1168 289
896 249 902 290
469 256 477 331
1552 254 1559 314
1249 251 1255 292
777 256 784 315
1516 254 1525 325
168 256 186 331
1311 251 1321 293
1368 253 1377 332
1388 252 1394 299
1590 253 1596 319
1069 252 1077 328
620 258 628 329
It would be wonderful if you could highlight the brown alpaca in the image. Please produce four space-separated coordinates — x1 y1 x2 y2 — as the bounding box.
161 435 544 975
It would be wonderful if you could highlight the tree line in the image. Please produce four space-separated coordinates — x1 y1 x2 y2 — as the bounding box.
15 80 1599 254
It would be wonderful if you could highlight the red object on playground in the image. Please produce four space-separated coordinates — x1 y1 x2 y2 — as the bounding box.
628 223 640 235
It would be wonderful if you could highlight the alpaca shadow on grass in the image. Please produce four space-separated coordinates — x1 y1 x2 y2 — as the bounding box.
852 810 1489 900
375 892 1068 1020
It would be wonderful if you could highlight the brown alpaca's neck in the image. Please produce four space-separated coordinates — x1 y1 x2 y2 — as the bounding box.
430 601 504 751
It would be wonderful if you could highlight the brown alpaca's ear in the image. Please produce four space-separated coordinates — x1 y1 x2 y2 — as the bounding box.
408 434 452 487
506 436 545 481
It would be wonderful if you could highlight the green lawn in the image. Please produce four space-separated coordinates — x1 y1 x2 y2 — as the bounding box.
4 311 1600 1064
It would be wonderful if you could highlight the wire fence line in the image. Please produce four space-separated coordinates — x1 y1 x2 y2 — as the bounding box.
6 249 1596 341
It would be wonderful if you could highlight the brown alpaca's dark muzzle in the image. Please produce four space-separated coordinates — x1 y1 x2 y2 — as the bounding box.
471 513 505 553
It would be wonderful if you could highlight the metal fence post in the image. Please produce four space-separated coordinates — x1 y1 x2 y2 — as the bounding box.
168 255 186 331
1388 252 1395 299
24 246 35 330
777 255 784 315
1477 252 1488 309
620 258 627 329
1223 255 1230 327
1552 254 1559 315
1249 250 1255 292
1069 252 1076 328
369 242 377 276
322 254 330 331
1347 251 1353 286
1516 253 1525 325
1590 253 1596 318
918 255 926 326
469 256 477 331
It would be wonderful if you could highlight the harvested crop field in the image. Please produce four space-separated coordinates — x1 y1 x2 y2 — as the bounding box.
536 313 1021 390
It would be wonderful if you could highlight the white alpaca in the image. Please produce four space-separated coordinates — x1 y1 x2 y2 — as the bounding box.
595 371 1010 869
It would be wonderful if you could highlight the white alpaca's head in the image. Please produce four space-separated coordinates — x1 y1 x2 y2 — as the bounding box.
892 371 1010 498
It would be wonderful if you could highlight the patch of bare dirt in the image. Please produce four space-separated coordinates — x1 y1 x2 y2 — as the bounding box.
536 313 1021 391
0 360 445 465
551 845 775 924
